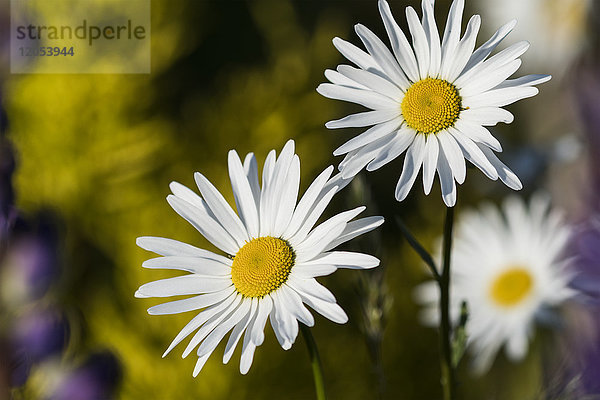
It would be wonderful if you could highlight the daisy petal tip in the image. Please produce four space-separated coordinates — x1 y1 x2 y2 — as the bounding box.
442 194 457 208
227 149 240 161
325 121 339 130
315 84 327 95
166 193 177 204
134 289 148 299
394 187 410 203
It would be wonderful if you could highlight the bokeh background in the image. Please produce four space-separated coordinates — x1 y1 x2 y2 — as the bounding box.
0 0 599 399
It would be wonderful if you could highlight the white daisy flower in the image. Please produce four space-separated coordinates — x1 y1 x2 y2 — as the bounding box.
317 0 551 207
135 140 384 376
415 195 576 373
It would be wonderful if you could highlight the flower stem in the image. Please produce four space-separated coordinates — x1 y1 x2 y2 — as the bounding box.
300 324 327 400
439 205 456 400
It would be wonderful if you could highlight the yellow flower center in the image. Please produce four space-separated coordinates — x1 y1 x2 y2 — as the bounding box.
231 237 295 298
489 267 533 307
401 78 462 134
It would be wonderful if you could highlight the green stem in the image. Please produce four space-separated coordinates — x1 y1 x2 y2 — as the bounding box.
439 205 456 400
300 324 327 400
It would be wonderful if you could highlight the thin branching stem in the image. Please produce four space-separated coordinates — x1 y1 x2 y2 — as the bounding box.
395 216 441 281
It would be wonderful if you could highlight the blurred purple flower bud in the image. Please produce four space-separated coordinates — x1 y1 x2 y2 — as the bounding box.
571 219 600 301
568 219 600 395
8 346 31 387
1 213 60 303
51 351 122 400
0 138 16 244
12 308 68 363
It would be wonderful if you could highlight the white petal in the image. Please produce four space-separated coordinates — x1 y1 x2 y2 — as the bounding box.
448 127 498 180
137 237 228 260
459 107 514 126
445 15 480 82
463 19 517 74
270 291 298 349
283 166 334 239
440 0 465 78
287 186 338 246
354 24 410 89
291 264 338 279
338 65 404 99
324 68 368 89
266 141 295 231
196 298 252 358
506 332 528 361
405 6 430 79
453 119 502 152
182 294 243 358
326 109 399 129
297 291 348 324
421 0 441 76
192 354 211 377
378 0 420 82
395 133 426 202
436 140 457 207
194 172 250 247
162 292 237 357
223 299 257 364
136 275 232 298
272 155 300 237
495 74 551 90
458 59 522 98
322 171 353 194
332 37 380 71
148 287 236 315
142 256 231 275
323 216 385 252
259 150 277 236
367 126 417 171
478 144 522 190
280 285 314 327
243 153 261 210
317 83 399 110
250 295 273 346
239 335 257 375
304 251 380 269
167 195 239 255
287 275 336 303
339 136 393 179
455 41 529 90
422 134 440 195
294 207 366 262
334 118 402 156
463 86 539 108
169 181 206 210
228 150 260 238
437 130 466 184
239 305 263 374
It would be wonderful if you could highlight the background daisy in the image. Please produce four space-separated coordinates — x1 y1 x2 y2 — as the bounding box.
135 140 384 376
415 195 577 373
318 0 551 206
